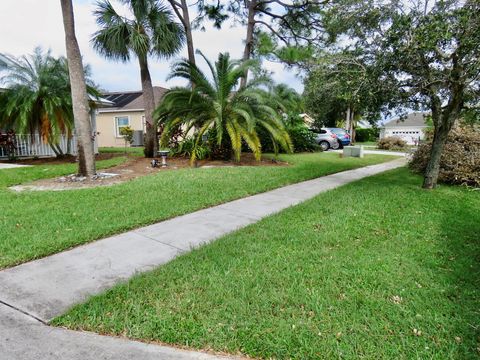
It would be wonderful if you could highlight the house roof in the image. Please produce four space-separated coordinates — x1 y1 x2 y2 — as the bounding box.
383 112 429 128
99 86 168 112
88 94 114 107
299 113 314 126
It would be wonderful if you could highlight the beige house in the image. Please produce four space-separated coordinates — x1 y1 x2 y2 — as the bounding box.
96 86 168 148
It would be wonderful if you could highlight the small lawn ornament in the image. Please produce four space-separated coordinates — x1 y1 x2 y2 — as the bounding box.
157 150 169 168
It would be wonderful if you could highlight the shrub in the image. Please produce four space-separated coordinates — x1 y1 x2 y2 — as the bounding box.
377 136 407 150
356 128 379 142
170 136 211 161
409 127 480 187
287 124 319 152
0 129 17 161
119 126 134 154
259 114 319 153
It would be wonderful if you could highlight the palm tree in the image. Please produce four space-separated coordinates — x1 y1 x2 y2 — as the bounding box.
268 83 304 115
92 0 185 158
0 48 98 157
156 51 292 164
60 0 97 176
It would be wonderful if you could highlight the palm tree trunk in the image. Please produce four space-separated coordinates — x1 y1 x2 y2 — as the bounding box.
48 141 61 157
60 0 96 176
66 133 72 154
240 0 257 88
139 56 157 158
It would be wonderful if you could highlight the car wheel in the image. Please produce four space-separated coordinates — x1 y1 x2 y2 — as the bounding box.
319 141 330 151
331 140 340 150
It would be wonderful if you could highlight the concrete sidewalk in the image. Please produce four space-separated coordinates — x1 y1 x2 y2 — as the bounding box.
0 158 405 323
332 149 409 157
0 303 239 360
0 163 31 169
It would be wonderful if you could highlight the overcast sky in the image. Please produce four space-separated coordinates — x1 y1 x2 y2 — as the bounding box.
0 0 304 93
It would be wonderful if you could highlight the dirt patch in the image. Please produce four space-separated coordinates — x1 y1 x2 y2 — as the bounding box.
10 153 288 192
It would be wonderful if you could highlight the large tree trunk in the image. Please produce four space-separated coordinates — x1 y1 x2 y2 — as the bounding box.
422 122 450 189
139 56 157 158
181 0 195 68
345 106 351 133
60 0 96 176
240 0 257 88
349 109 355 143
168 0 195 73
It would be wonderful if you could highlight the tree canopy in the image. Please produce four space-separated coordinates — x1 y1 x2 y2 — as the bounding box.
314 0 480 187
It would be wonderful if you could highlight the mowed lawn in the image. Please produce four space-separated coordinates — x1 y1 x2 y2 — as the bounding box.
0 152 394 269
54 168 480 359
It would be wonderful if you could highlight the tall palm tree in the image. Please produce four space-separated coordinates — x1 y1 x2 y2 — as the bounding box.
92 0 185 158
156 51 292 164
61 0 97 176
0 48 98 157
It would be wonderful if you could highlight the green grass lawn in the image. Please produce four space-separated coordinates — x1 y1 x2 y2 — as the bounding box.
53 168 480 359
354 141 377 146
0 152 395 269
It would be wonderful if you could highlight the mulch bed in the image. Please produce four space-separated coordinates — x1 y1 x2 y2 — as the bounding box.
0 153 118 165
9 153 288 192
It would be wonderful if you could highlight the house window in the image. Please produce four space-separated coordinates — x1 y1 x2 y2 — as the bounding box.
115 116 129 137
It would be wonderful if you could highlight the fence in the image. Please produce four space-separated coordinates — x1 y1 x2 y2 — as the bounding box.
0 134 77 159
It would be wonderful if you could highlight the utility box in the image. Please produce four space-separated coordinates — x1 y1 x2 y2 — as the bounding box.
343 146 364 158
132 130 144 147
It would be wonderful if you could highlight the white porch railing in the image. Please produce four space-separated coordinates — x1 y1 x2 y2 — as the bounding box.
0 134 78 158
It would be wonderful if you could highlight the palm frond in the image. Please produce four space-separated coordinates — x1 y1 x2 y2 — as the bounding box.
155 52 291 162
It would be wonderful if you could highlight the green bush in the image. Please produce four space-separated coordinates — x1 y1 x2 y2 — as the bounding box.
377 136 407 150
409 126 480 187
356 127 379 142
170 137 211 160
259 114 319 153
119 126 134 154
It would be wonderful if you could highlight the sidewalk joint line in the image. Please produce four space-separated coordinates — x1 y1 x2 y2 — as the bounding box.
132 231 188 252
0 299 47 325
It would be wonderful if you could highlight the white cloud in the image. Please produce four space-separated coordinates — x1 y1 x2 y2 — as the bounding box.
0 0 303 92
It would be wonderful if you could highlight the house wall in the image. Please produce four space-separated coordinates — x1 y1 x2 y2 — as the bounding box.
380 126 427 145
96 110 145 147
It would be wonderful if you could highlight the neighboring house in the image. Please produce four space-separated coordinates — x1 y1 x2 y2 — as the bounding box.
380 112 430 145
96 86 168 148
299 113 315 127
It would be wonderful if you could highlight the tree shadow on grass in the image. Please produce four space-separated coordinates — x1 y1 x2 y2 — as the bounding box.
438 190 480 358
